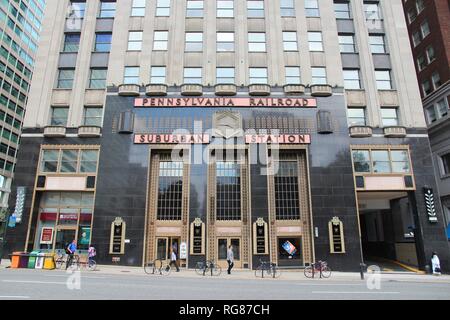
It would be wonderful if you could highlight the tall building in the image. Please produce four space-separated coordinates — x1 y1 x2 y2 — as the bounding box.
0 1 45 222
5 0 450 271
402 0 450 242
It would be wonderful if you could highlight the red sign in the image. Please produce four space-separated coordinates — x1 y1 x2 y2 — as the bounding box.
135 97 317 108
245 134 311 144
40 227 54 244
134 134 210 144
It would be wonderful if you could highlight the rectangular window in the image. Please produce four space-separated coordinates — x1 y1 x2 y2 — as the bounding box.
248 33 266 52
416 0 425 13
51 107 69 126
283 32 298 51
217 0 234 18
249 67 268 84
432 72 441 89
412 30 421 47
420 20 430 38
186 0 204 17
364 2 381 20
347 107 366 126
381 108 399 126
94 33 112 52
217 32 234 52
369 35 386 54
83 107 103 126
339 34 356 53
308 32 323 51
41 150 59 172
89 68 107 89
128 31 143 51
391 150 410 173
372 150 391 173
63 33 80 52
280 0 295 17
352 150 370 173
185 32 203 52
247 0 264 18
60 150 78 173
285 66 301 85
123 66 139 84
334 2 350 19
150 66 166 84
343 69 361 89
417 54 427 71
216 161 241 221
131 0 146 16
311 67 327 85
422 79 432 96
69 1 86 18
99 1 116 18
183 67 202 84
275 158 300 220
156 0 170 16
375 70 392 90
157 161 183 220
426 106 437 123
153 31 168 50
216 67 235 84
57 69 75 89
441 153 450 175
436 99 448 118
80 150 99 173
407 7 417 23
426 46 435 63
305 0 319 17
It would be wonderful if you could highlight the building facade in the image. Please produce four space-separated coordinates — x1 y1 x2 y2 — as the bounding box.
402 0 450 243
5 0 450 271
0 0 45 234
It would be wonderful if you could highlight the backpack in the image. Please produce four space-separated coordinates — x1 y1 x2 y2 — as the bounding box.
65 244 71 254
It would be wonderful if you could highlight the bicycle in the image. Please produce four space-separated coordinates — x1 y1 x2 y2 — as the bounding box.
79 255 97 271
195 260 222 276
304 260 331 278
144 259 171 276
55 253 80 270
255 259 281 278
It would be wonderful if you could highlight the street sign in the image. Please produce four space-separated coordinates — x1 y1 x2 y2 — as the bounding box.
424 187 437 223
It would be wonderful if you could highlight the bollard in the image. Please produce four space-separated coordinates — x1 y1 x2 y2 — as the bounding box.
360 263 366 280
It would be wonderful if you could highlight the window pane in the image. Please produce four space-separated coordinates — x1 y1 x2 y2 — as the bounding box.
352 150 370 173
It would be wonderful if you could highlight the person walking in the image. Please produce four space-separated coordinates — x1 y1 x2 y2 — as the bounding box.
65 239 77 270
227 245 234 275
169 248 180 272
88 244 96 268
431 252 441 275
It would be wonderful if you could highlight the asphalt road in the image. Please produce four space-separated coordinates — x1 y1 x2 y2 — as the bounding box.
1 268 449 300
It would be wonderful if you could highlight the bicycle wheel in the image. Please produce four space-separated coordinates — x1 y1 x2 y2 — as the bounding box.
144 262 155 274
321 266 331 278
161 264 171 276
88 260 97 271
255 265 264 278
212 265 222 276
55 255 63 269
195 262 206 276
304 266 314 278
71 255 80 270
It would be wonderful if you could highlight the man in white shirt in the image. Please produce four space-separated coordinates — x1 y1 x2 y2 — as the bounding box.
227 245 234 274
170 249 180 272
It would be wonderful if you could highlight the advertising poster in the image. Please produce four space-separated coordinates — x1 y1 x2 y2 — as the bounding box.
40 227 54 244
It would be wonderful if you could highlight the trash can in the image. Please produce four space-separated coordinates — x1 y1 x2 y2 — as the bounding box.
18 253 29 268
35 253 45 269
28 251 40 269
43 254 55 270
10 252 22 268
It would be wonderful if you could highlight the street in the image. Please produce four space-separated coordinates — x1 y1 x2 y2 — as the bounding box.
0 267 449 300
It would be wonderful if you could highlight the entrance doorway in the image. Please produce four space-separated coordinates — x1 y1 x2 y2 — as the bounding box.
217 238 241 269
156 237 180 264
54 228 77 253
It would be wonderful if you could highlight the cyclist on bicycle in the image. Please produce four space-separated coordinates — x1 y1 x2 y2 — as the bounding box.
88 244 96 267
65 239 77 270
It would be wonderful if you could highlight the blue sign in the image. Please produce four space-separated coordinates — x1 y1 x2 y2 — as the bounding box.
8 215 16 228
282 240 297 255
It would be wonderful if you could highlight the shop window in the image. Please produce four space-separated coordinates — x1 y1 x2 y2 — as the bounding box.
157 161 183 220
329 217 345 253
216 161 241 221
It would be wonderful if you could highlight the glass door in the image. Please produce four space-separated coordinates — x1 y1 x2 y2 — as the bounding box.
156 237 168 261
217 238 241 268
54 228 77 254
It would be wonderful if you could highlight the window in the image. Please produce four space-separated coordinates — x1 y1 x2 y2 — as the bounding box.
216 67 235 84
41 150 59 172
186 0 204 17
50 107 69 126
426 46 435 63
184 67 202 84
61 150 78 173
83 107 103 126
412 30 421 47
247 0 264 18
422 79 432 96
334 2 350 19
347 107 366 126
369 35 386 54
308 32 323 51
432 72 441 89
80 150 99 173
217 32 234 52
89 68 107 89
352 149 411 174
249 67 268 84
248 33 266 52
157 161 183 220
275 159 300 220
436 99 449 118
131 0 146 16
99 1 116 18
216 161 241 221
128 31 143 51
339 34 356 53
305 0 319 17
343 69 361 89
285 67 301 84
123 67 139 84
364 2 381 20
94 33 112 52
426 106 437 123
372 150 390 173
63 33 80 52
283 32 298 51
381 108 398 126
69 1 86 19
375 70 392 90
217 0 233 17
391 150 411 173
420 20 430 38
156 0 170 16
57 69 75 89
150 66 166 84
311 67 327 85
417 54 427 71
153 31 168 50
416 0 425 13
280 0 295 17
185 32 203 52
407 7 417 23
441 153 450 175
